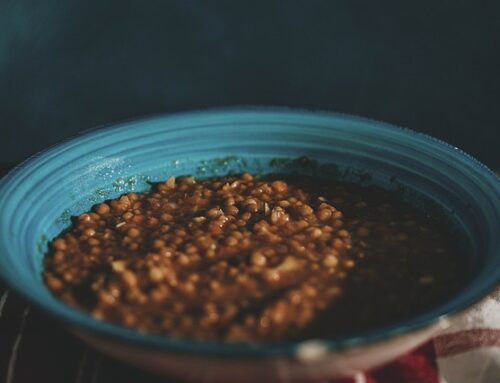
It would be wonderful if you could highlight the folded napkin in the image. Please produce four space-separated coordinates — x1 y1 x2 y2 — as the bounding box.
336 286 500 383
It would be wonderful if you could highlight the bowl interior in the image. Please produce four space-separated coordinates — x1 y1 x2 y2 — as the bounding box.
0 109 499 355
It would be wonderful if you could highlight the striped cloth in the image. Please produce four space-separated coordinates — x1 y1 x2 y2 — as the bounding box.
339 285 500 383
1 282 499 383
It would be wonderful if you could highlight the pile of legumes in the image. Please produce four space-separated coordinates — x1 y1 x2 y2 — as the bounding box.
44 173 463 341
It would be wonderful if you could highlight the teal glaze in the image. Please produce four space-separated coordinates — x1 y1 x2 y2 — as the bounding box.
0 109 499 356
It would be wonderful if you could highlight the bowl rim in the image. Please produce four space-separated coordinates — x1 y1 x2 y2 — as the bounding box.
0 107 499 358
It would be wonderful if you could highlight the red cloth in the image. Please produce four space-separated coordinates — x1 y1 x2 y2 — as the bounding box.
336 341 439 383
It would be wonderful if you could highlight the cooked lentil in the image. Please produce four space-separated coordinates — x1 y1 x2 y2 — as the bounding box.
43 173 464 341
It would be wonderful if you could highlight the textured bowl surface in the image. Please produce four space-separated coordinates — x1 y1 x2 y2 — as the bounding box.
0 109 499 380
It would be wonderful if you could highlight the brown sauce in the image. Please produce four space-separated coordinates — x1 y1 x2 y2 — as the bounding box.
43 173 464 342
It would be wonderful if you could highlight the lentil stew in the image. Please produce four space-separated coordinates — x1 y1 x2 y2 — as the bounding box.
43 173 464 342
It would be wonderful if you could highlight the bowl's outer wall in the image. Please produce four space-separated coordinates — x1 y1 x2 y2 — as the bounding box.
0 110 499 357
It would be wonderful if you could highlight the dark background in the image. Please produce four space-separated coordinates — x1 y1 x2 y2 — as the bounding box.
1 0 499 168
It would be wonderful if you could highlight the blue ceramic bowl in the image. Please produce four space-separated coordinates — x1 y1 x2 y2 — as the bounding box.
0 109 499 382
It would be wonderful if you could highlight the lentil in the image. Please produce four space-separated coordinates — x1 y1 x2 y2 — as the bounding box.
44 173 463 342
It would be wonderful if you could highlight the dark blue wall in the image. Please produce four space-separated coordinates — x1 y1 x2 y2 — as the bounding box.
1 1 499 167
